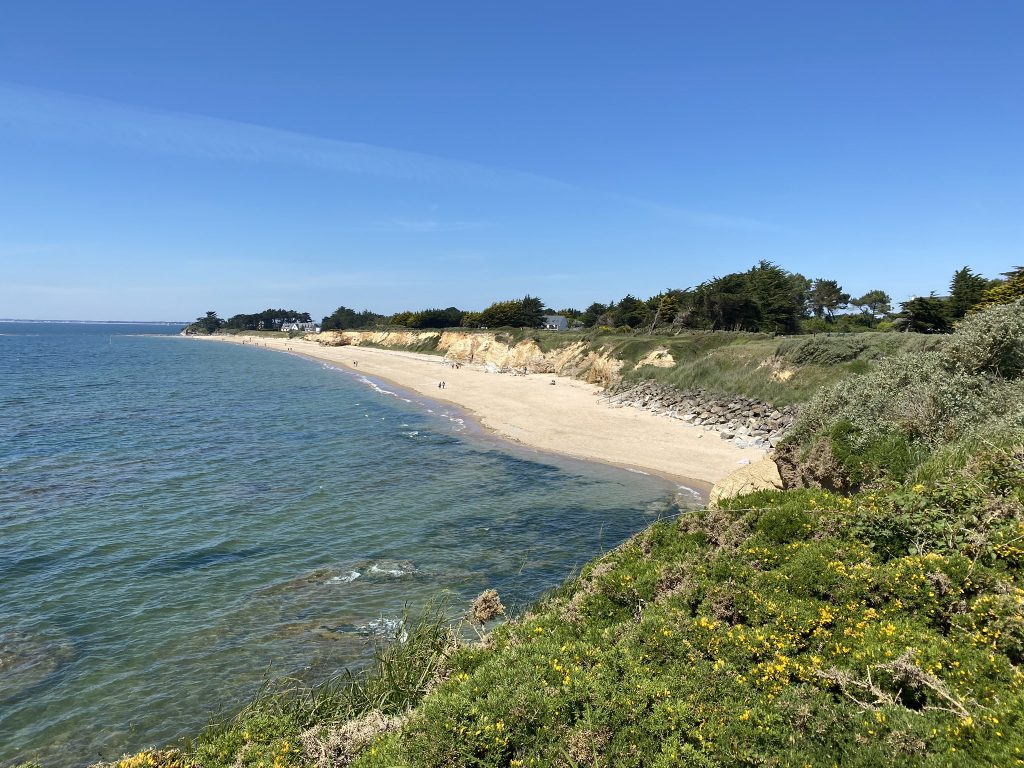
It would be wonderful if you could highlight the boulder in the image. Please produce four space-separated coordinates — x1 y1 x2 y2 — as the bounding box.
708 457 785 509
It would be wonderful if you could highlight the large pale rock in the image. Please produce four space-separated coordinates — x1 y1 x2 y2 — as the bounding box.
634 348 675 369
709 457 784 508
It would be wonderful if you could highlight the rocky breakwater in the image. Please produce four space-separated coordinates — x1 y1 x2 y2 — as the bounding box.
602 381 797 450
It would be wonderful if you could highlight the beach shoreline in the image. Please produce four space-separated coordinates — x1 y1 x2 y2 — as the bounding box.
187 334 764 492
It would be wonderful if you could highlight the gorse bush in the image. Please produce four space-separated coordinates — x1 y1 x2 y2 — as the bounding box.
347 446 1024 767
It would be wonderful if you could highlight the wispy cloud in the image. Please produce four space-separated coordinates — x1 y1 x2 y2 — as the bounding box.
364 219 491 233
0 82 558 188
0 82 776 231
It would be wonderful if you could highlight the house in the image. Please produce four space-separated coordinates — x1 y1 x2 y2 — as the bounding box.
541 315 569 331
280 321 318 333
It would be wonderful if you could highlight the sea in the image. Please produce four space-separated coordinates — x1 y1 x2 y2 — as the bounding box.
0 322 693 767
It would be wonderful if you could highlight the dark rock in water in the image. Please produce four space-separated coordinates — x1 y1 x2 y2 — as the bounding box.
0 629 76 702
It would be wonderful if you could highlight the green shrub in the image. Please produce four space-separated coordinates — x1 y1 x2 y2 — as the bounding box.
776 334 872 365
785 304 1024 486
753 504 811 545
827 420 924 485
942 298 1024 378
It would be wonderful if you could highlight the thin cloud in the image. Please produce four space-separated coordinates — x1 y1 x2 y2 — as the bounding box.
0 82 775 231
0 82 558 188
366 219 491 233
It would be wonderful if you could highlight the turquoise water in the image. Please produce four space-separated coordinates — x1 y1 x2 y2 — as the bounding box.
0 323 689 767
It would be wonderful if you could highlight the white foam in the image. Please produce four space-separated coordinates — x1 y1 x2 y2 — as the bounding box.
356 375 401 399
359 617 408 641
331 570 361 583
401 431 419 437
675 485 703 500
624 468 650 476
368 562 415 577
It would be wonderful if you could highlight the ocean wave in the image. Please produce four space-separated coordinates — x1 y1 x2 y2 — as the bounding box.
357 375 398 398
358 617 407 641
675 484 702 499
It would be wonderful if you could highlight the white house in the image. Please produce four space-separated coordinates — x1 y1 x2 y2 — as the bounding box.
280 321 318 333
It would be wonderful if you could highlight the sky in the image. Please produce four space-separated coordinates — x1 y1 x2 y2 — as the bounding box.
1 1 1022 322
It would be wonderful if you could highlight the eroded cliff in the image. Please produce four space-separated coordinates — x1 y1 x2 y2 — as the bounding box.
314 330 626 387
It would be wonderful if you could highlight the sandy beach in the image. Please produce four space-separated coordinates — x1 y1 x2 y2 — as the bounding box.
192 334 762 490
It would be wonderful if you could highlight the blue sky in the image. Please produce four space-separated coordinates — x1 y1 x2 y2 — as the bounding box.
1 1 1021 321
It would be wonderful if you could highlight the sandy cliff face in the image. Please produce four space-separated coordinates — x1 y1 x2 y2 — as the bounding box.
435 333 624 387
313 330 625 387
314 330 441 347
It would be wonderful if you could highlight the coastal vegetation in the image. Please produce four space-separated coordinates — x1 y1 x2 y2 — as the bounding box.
192 262 1019 339
225 310 313 332
104 301 1024 767
318 325 944 407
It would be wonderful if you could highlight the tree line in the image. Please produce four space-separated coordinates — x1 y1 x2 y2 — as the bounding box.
190 263 1024 336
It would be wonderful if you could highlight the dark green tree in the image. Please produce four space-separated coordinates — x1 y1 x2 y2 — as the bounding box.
808 279 850 320
194 310 224 334
612 294 649 328
689 274 759 330
896 294 951 333
402 307 464 329
746 261 810 333
321 306 384 331
850 290 892 320
227 308 312 330
479 296 545 328
580 302 609 328
459 311 483 328
948 266 989 318
520 295 546 328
